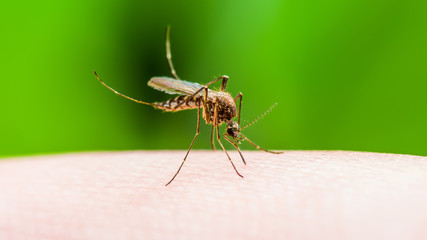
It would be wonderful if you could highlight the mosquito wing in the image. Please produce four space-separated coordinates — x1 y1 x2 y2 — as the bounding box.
148 77 209 97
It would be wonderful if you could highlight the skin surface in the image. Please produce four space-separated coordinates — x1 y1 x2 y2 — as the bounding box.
0 150 427 240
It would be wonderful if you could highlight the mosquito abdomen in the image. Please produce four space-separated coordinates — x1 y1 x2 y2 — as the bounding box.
154 95 201 111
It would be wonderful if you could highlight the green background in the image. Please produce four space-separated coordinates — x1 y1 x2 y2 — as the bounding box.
1 0 426 157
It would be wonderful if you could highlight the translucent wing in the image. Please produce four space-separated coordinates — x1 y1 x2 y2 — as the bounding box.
148 77 207 96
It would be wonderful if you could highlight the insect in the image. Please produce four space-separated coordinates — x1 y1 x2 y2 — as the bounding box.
94 27 282 186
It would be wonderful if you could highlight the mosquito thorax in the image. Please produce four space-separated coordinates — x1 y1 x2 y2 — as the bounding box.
209 92 237 124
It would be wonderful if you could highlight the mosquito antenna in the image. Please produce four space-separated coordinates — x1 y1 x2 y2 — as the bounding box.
94 70 155 107
240 103 278 130
166 26 180 79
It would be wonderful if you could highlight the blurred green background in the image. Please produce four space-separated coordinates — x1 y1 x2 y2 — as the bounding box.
1 0 426 157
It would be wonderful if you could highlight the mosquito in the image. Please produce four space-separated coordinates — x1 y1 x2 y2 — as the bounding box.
94 27 282 186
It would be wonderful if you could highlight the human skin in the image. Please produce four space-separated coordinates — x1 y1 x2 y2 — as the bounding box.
0 151 427 240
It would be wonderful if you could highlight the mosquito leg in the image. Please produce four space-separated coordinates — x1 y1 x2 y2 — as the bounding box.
174 74 228 110
217 126 243 178
172 86 207 110
172 75 228 110
202 86 210 123
223 134 246 165
234 93 243 125
210 125 216 150
165 101 201 186
239 133 283 154
204 75 229 91
166 26 180 80
213 103 243 178
206 88 214 149
219 76 228 91
177 74 227 112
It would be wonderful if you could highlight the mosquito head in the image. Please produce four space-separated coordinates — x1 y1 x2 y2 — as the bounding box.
225 103 279 146
226 120 241 139
225 110 282 155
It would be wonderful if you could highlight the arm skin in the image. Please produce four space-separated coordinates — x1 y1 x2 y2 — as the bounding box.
1 151 427 240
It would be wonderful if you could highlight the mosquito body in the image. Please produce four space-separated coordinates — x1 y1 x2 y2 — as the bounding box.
94 27 282 186
149 77 237 124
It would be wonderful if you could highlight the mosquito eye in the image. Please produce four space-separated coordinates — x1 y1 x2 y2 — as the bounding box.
227 128 234 136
